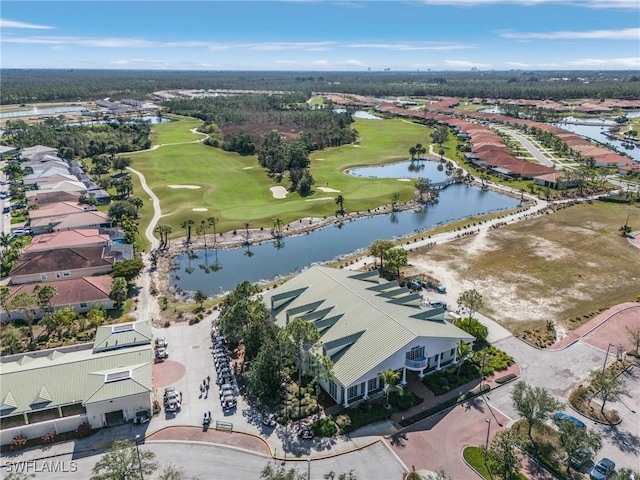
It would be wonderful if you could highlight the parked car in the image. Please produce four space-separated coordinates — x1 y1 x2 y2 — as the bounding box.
553 411 586 429
262 413 276 428
429 300 447 309
589 458 615 480
569 447 592 470
155 347 168 361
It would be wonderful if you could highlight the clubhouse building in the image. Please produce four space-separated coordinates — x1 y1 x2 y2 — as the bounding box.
262 267 474 407
0 320 153 445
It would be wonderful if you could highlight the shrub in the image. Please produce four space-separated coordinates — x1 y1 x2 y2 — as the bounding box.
76 421 92 438
495 373 517 384
454 317 489 342
41 431 56 444
10 435 28 451
311 416 338 437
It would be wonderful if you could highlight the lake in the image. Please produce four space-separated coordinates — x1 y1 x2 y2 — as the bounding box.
169 184 519 296
348 159 450 181
0 106 90 119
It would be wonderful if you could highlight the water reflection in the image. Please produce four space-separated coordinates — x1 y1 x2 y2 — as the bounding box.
170 184 519 296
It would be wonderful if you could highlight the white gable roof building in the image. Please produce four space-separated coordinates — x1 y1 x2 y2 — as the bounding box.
262 267 474 407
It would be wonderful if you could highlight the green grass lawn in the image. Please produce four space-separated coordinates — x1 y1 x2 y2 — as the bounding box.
124 116 435 240
150 114 204 144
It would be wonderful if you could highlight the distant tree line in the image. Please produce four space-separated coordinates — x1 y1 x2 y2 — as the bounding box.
2 69 639 104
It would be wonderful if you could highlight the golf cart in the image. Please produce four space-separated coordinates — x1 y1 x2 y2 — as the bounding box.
262 413 276 428
133 410 151 425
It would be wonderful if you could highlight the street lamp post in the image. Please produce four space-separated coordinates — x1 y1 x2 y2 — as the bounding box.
307 457 311 480
602 343 615 372
485 418 491 451
134 434 144 480
282 382 288 465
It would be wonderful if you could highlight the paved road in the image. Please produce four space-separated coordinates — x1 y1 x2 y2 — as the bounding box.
494 127 557 167
2 440 405 480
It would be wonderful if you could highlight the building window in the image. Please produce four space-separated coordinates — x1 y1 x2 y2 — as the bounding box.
40 273 47 281
329 382 337 400
347 385 359 400
367 377 378 392
450 348 455 357
407 345 425 360
63 271 70 277
80 303 87 308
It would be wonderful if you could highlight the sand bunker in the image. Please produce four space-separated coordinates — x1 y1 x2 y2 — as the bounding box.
318 187 341 193
192 207 208 212
167 184 201 189
397 179 411 182
305 197 333 202
242 167 254 170
270 186 288 199
352 145 361 148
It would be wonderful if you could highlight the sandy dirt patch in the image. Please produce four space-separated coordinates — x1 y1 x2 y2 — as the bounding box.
352 145 361 148
305 197 333 202
316 158 326 161
270 186 288 199
167 184 201 189
242 166 254 170
317 187 341 193
398 178 412 182
192 207 208 212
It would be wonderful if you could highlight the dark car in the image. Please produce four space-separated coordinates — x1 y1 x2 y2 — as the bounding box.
553 411 586 429
589 458 615 480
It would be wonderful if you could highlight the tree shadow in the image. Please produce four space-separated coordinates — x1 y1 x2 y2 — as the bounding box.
600 424 640 455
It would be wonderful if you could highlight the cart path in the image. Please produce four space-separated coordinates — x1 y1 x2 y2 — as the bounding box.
126 165 161 250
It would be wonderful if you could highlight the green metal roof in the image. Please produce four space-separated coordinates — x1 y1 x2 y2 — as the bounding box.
0 325 153 417
262 267 474 387
93 319 153 352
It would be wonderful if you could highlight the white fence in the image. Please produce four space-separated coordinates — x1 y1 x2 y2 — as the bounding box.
0 414 87 446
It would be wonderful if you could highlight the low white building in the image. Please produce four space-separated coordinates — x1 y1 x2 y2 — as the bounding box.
262 267 474 407
0 320 152 445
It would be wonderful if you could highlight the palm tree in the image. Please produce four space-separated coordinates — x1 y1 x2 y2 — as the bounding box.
379 369 403 409
273 218 284 238
197 220 208 249
335 195 345 216
0 232 12 252
0 285 12 322
243 221 250 245
33 284 57 317
409 146 417 160
128 197 144 216
181 219 195 245
207 216 219 246
456 340 472 377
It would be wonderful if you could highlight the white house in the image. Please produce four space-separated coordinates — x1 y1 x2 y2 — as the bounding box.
261 267 474 407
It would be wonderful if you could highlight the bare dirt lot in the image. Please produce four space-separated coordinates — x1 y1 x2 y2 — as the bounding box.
405 201 640 334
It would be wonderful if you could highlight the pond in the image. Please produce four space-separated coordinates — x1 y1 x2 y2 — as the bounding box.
66 116 171 127
169 184 520 296
0 106 90 118
347 159 450 181
334 109 382 120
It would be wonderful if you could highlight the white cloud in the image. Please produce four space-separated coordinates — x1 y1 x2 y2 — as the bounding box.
2 36 156 48
345 42 473 51
341 59 365 67
500 27 640 40
505 61 530 67
276 60 298 64
419 0 638 8
444 60 492 68
312 60 329 66
246 41 334 51
567 57 640 68
0 18 54 29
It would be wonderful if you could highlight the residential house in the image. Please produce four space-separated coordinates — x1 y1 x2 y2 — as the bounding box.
28 210 111 234
533 172 579 189
24 229 111 253
8 246 114 285
28 201 96 221
0 320 152 444
26 190 81 206
261 267 474 408
0 275 114 321
23 170 76 187
20 145 58 162
0 145 19 158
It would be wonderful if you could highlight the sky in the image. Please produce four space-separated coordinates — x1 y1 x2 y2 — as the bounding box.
1 0 639 71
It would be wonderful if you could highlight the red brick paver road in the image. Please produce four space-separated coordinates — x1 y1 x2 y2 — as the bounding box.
389 397 510 479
